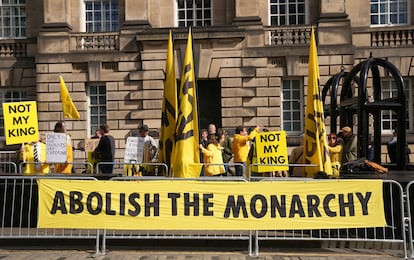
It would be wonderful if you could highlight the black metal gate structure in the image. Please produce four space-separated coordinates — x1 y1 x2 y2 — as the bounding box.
338 56 407 169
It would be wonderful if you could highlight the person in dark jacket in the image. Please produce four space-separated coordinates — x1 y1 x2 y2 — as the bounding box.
218 128 233 175
93 124 115 174
387 129 411 164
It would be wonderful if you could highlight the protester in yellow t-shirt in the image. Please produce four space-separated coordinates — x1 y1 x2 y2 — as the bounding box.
232 125 260 177
327 133 342 177
199 135 225 176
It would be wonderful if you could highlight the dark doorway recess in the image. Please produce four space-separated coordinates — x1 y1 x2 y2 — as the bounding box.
197 80 222 130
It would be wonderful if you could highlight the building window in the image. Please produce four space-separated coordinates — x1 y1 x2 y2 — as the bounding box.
84 0 119 32
381 79 411 132
0 89 27 137
0 0 26 38
269 0 305 25
177 0 212 27
88 84 106 136
370 0 408 26
282 79 303 133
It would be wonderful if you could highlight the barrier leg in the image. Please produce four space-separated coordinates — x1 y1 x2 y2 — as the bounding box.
403 191 414 259
404 216 412 259
92 229 100 257
101 229 107 254
402 193 409 260
248 230 259 257
91 229 107 257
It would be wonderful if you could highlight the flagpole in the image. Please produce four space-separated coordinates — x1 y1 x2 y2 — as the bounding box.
59 73 63 121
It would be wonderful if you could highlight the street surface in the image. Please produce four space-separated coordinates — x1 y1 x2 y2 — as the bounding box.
0 239 404 259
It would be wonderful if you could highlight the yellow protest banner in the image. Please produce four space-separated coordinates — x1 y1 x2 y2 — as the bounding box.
2 101 39 145
255 131 289 172
37 179 386 230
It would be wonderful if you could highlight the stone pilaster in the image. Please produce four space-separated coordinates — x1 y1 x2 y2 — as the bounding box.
233 0 262 26
123 0 150 28
37 0 72 55
317 0 352 46
41 0 72 31
120 0 150 52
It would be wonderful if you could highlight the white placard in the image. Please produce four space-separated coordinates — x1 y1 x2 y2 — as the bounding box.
124 136 145 163
46 133 67 163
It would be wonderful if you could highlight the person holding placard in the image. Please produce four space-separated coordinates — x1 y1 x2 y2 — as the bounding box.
86 129 102 173
123 136 142 177
53 142 73 174
52 121 73 174
54 120 72 144
20 136 49 175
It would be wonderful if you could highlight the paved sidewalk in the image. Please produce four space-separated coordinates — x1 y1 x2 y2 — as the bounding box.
0 239 407 259
0 248 404 259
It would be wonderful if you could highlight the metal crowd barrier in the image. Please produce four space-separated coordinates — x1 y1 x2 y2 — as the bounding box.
0 172 409 258
248 163 318 180
200 162 246 178
103 175 252 255
250 178 407 258
96 161 169 176
0 162 17 174
0 175 101 255
18 161 93 175
0 151 18 174
95 162 246 178
404 181 414 259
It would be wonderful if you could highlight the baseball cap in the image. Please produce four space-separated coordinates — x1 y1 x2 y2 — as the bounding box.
341 126 352 133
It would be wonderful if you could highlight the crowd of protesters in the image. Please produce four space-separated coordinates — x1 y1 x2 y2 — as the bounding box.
18 120 410 177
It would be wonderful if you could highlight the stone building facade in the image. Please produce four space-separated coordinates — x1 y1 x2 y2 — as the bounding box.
0 0 413 163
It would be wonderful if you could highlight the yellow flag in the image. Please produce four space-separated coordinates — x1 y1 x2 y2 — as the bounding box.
60 76 80 120
159 30 178 176
172 28 202 178
303 27 333 177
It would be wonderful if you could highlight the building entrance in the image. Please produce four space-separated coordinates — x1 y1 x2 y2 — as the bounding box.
197 80 222 130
